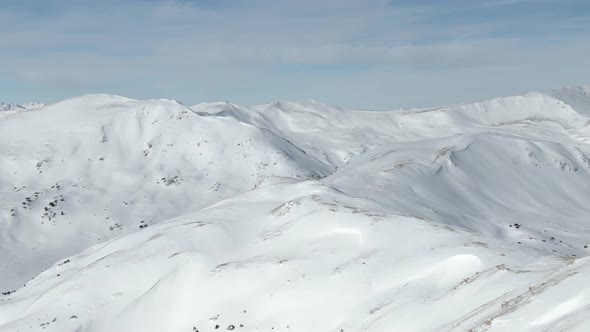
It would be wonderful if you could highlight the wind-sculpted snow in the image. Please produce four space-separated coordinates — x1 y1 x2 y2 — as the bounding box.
1 87 590 331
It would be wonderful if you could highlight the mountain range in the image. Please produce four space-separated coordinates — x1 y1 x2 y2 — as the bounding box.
1 86 590 331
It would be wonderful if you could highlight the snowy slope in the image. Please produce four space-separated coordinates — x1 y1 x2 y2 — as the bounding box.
0 95 331 289
1 86 590 331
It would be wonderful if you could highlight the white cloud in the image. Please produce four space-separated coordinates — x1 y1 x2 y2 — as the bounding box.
0 0 588 108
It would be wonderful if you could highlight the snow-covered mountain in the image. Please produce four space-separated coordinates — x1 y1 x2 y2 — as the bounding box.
1 86 590 331
0 102 45 112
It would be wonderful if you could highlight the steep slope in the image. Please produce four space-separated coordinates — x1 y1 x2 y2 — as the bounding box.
1 86 590 331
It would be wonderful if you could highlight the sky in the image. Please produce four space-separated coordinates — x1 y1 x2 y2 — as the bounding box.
1 0 590 109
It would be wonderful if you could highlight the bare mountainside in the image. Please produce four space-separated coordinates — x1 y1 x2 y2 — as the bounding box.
1 86 590 331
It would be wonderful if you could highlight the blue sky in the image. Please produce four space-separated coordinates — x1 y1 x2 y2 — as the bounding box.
1 0 589 109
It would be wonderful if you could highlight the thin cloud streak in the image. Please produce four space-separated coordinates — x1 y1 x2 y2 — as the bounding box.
0 0 589 108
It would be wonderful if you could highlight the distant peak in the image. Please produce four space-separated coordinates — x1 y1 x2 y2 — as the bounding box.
0 102 45 112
